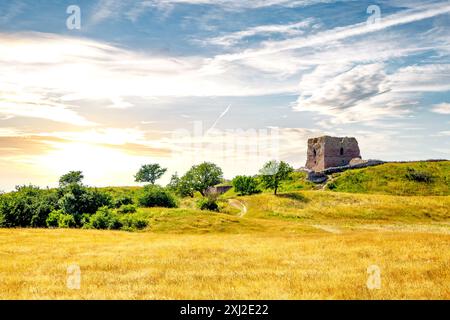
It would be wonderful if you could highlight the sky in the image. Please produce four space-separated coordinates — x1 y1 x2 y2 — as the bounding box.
0 0 449 191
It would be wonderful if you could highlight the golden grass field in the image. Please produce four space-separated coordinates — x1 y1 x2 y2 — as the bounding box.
1 191 449 300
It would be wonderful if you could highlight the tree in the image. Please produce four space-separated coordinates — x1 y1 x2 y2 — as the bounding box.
59 171 84 187
259 160 293 195
58 183 112 225
177 173 196 198
166 172 180 191
138 185 177 208
232 175 260 195
183 162 223 196
134 164 167 184
0 185 57 228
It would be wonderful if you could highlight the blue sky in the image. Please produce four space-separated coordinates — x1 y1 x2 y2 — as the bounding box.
0 0 449 190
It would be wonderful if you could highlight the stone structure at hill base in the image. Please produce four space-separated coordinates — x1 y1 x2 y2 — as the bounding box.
305 136 361 172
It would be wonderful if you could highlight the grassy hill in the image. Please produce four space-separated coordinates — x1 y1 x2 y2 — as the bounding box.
1 161 449 299
326 161 450 196
89 162 450 233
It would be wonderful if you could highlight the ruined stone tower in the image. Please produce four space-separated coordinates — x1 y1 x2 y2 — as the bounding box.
305 136 361 172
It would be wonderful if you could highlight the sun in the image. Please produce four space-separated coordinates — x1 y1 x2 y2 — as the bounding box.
33 141 143 187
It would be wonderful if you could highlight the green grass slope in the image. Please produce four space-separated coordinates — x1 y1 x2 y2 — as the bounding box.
327 161 450 196
239 191 450 225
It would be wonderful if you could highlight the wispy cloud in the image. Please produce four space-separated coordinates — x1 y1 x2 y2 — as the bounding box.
216 2 450 62
431 103 450 114
0 1 25 25
207 18 317 47
294 63 414 124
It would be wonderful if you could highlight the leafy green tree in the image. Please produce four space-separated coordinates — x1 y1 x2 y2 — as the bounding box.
232 175 260 195
138 185 178 208
0 185 57 228
134 164 167 184
259 160 293 195
113 195 133 208
167 172 180 191
177 173 196 198
167 171 195 198
183 162 223 196
58 184 112 225
86 207 122 230
59 171 84 187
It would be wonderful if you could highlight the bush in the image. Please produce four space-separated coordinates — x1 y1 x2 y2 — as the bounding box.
58 214 76 228
117 204 137 214
46 210 62 227
232 175 260 195
120 214 148 231
46 210 77 228
113 195 134 208
405 168 434 183
326 182 337 190
86 207 122 230
197 197 219 211
138 185 177 208
58 184 112 224
0 185 57 228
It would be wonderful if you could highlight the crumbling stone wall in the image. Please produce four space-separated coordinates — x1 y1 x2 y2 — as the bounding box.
306 136 361 171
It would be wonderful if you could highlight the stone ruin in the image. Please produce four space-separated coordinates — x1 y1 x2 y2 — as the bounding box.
305 136 362 172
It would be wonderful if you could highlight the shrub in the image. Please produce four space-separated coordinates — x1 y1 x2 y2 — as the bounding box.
117 204 137 214
46 210 76 228
86 207 122 230
58 184 112 224
405 168 434 183
113 195 134 208
197 197 219 211
326 182 337 190
46 210 62 227
138 185 177 208
232 175 260 195
120 214 148 231
58 214 76 228
0 185 57 228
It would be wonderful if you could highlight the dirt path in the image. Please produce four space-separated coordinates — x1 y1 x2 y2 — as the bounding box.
312 224 342 234
228 199 248 217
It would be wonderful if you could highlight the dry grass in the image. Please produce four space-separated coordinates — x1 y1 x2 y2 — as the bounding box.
240 191 450 225
0 228 449 299
1 189 449 299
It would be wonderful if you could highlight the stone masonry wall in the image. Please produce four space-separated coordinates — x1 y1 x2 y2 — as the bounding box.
305 136 361 171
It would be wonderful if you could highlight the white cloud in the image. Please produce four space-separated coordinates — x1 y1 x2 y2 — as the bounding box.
89 0 126 25
207 19 316 47
96 0 338 23
0 2 25 25
0 87 94 126
431 103 450 114
294 63 414 124
390 64 450 92
216 2 450 62
0 32 301 124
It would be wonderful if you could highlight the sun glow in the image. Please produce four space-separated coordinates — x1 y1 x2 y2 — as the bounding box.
33 141 149 188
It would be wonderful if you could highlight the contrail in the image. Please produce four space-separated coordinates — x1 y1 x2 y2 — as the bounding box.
207 104 231 133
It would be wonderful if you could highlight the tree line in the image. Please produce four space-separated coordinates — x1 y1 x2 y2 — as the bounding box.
0 160 294 230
